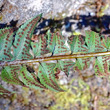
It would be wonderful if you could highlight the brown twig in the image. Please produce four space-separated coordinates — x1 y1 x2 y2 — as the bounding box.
0 51 110 66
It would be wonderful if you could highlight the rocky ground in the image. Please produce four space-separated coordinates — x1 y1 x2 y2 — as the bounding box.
1 0 110 110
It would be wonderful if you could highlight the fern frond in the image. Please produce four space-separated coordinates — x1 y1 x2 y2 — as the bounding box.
31 34 50 57
13 14 42 60
1 65 24 86
57 60 75 76
0 14 110 96
38 63 64 92
0 85 13 98
94 56 110 77
47 31 69 55
68 35 87 54
0 27 14 61
85 31 107 52
20 65 47 90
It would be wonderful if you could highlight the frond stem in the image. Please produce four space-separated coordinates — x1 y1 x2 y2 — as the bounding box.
1 51 110 66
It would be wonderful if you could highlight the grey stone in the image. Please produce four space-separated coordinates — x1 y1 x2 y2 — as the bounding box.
0 0 88 25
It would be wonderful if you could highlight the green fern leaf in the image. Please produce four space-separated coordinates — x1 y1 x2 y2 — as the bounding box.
13 14 42 60
85 31 107 52
68 35 87 54
94 56 110 77
47 31 69 55
38 62 64 92
31 34 50 57
1 65 24 86
0 27 14 61
74 58 93 71
20 65 46 90
1 13 110 94
74 58 84 71
103 36 110 51
57 60 75 76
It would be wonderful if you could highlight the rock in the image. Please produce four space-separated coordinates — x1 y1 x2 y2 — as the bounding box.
0 0 89 26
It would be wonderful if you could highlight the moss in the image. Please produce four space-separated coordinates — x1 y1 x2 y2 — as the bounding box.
48 78 91 110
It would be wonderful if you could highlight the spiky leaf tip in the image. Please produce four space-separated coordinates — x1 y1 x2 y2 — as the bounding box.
13 14 42 60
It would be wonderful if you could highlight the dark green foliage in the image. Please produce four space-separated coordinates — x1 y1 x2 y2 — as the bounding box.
57 60 75 76
94 56 110 77
68 35 87 53
85 31 107 52
47 31 69 55
0 14 110 96
0 27 14 61
1 65 24 85
13 14 42 60
38 63 64 92
20 65 47 90
31 34 49 57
